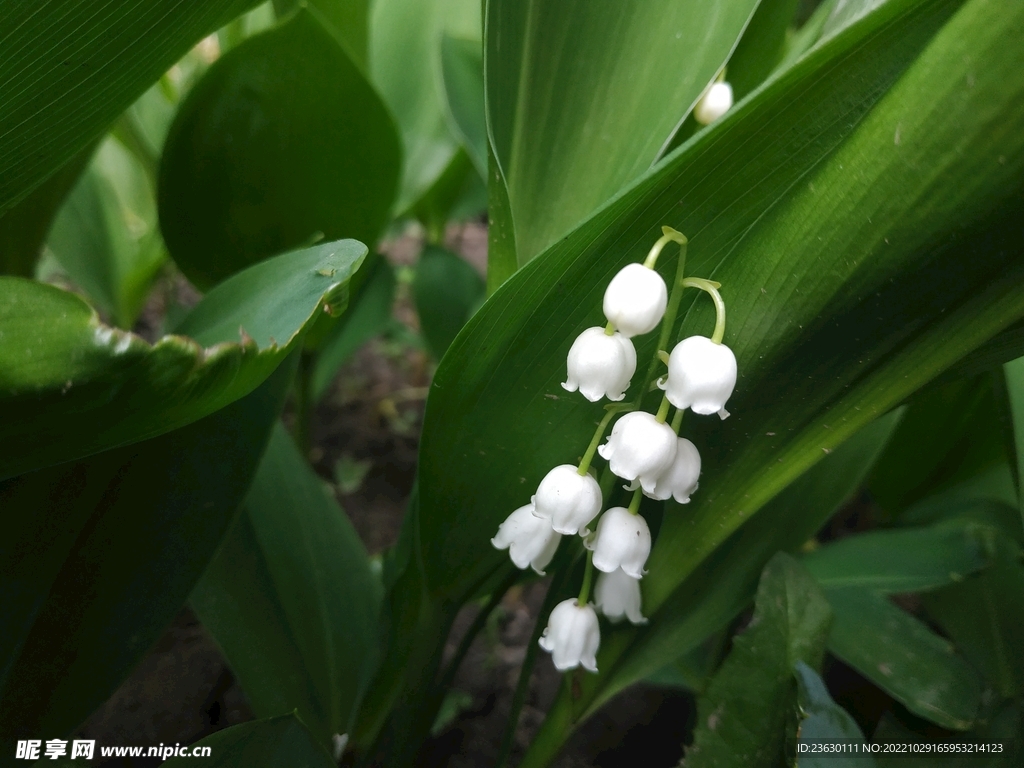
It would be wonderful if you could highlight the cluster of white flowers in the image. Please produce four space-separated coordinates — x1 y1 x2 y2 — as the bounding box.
492 228 737 674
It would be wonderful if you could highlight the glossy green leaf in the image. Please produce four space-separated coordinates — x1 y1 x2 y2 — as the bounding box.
311 255 397 399
825 588 982 730
0 239 365 481
685 554 832 768
0 147 93 278
0 360 292 739
158 8 399 289
922 540 1024 698
47 137 166 327
794 661 876 768
728 0 800 100
440 33 486 178
413 245 485 359
0 0 261 217
485 142 517 295
485 0 761 263
370 0 465 213
163 714 335 768
801 524 992 593
192 426 383 745
420 0 1022 605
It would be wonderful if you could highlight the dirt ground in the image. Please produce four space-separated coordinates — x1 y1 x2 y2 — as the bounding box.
75 222 892 767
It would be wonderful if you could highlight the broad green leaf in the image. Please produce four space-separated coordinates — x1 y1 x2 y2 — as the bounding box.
485 0 761 263
0 239 365 481
311 255 397 399
922 540 1024 698
413 245 485 359
47 137 166 328
899 495 1022 540
163 714 335 768
158 8 399 289
440 34 486 178
307 0 369 66
800 524 992 593
868 374 1006 516
0 147 93 278
0 0 261 216
0 361 292 739
419 0 1015 605
411 148 482 241
728 0 800 100
825 588 982 730
685 554 832 768
794 661 876 768
370 0 462 213
192 426 383 745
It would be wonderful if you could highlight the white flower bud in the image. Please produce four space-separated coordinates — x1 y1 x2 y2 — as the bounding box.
694 81 733 125
532 464 603 536
562 327 637 402
491 503 561 575
597 411 677 494
659 335 737 418
538 598 600 672
585 506 651 579
645 437 701 503
602 263 668 338
594 568 647 625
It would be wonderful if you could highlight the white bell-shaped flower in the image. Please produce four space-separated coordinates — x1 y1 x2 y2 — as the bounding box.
645 437 701 503
532 464 603 536
659 335 737 418
538 598 600 672
602 263 668 338
585 506 652 579
491 503 561 575
694 81 733 125
594 568 647 625
562 327 637 402
597 411 677 494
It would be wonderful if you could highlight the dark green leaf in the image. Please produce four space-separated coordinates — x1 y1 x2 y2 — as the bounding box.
413 245 485 359
47 137 166 327
800 524 992 593
307 0 369 66
0 359 292 738
440 34 486 178
485 142 517 294
411 149 481 241
0 0 261 216
192 426 383 743
825 588 982 730
794 661 876 768
728 0 801 100
685 553 832 768
158 9 399 289
163 714 336 768
486 0 761 263
0 146 93 278
311 256 397 399
370 0 468 212
922 540 1024 698
1003 355 1024 521
0 239 365 481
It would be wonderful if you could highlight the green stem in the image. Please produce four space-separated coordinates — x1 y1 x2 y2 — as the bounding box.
671 407 684 433
680 277 727 344
604 320 616 336
577 552 595 606
627 488 643 515
577 408 617 476
655 394 671 424
636 230 688 403
642 225 687 269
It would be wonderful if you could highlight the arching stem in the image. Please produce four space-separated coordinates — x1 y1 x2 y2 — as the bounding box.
680 277 727 344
